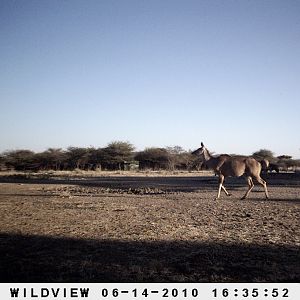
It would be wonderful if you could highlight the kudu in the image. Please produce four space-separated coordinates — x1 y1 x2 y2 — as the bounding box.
192 143 269 200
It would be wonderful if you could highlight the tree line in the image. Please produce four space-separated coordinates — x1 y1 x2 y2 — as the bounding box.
252 149 300 172
0 142 198 171
0 142 299 172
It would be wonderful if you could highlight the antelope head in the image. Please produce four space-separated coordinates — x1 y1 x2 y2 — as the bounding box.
191 142 210 161
191 142 205 155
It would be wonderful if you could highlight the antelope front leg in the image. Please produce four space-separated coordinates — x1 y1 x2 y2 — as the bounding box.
215 174 225 200
221 185 231 196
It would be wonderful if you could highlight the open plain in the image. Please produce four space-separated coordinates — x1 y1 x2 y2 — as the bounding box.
0 171 299 282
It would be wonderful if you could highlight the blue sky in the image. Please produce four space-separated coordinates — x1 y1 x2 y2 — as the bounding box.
1 0 299 158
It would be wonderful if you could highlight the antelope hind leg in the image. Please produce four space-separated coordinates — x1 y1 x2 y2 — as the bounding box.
241 176 254 200
215 175 227 200
255 176 269 199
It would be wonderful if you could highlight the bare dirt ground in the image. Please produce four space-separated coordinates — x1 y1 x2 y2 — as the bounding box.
0 171 299 282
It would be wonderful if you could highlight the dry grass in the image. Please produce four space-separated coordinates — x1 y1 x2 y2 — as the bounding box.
0 169 213 178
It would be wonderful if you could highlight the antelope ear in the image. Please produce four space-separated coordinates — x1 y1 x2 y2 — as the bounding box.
201 142 204 147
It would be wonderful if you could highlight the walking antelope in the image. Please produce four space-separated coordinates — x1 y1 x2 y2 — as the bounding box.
192 143 269 200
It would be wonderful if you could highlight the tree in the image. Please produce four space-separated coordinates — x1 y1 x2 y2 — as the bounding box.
165 146 183 170
135 148 169 170
88 148 106 170
102 141 135 170
165 146 194 170
3 150 37 170
0 153 7 170
66 147 91 170
277 155 296 171
277 155 292 160
176 151 195 170
36 148 67 170
252 149 275 162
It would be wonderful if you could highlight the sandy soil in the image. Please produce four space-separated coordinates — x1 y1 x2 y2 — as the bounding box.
0 172 299 282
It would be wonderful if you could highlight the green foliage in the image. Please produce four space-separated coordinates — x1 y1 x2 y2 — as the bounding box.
101 141 135 170
104 141 135 163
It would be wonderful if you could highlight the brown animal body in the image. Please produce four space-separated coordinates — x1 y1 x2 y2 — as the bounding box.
260 159 270 173
192 143 269 200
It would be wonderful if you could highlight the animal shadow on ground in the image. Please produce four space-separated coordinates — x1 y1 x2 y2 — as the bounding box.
0 233 299 282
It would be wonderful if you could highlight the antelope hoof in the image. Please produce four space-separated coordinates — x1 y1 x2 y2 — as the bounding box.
240 196 246 200
227 193 232 197
214 197 220 200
